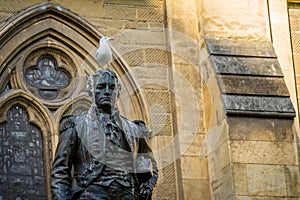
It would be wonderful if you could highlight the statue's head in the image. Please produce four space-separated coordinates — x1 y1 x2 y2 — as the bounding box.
87 69 121 112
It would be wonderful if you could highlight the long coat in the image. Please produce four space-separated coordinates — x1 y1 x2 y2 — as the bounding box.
51 107 158 200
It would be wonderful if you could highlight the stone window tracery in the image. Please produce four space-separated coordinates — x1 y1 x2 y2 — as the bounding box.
23 48 75 101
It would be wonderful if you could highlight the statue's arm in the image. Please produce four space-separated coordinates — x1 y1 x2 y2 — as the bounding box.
140 137 158 189
51 115 77 200
134 120 158 189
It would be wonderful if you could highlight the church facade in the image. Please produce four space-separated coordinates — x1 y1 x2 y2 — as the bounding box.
0 0 299 199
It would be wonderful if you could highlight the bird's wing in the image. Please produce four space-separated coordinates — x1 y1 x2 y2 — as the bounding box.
96 42 113 69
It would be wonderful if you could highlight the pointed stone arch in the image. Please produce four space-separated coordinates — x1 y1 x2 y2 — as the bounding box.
0 2 149 121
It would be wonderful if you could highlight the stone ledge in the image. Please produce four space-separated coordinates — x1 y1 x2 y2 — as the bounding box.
211 55 283 76
218 75 290 96
205 37 277 57
223 94 295 118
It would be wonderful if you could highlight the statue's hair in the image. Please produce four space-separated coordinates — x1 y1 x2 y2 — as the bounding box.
86 69 121 98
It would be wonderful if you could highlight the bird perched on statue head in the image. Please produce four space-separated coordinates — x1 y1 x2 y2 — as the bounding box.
96 37 113 69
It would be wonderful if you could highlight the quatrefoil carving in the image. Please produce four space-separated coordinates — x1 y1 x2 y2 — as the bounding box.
24 54 71 100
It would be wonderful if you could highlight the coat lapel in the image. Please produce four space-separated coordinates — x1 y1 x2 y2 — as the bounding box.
119 117 135 152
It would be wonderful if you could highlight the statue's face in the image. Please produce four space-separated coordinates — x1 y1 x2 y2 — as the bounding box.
94 73 118 112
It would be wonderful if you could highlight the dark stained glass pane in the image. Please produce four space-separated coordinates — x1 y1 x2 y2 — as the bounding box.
0 104 47 199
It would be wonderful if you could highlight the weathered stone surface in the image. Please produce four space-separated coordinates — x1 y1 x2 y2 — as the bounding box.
231 141 295 165
182 134 205 157
104 0 162 7
0 0 44 13
154 181 177 200
149 22 164 30
112 29 165 45
88 19 124 29
202 0 269 40
137 7 163 22
232 163 248 195
210 164 233 199
170 38 200 67
233 197 251 200
205 37 277 57
144 48 169 66
150 112 172 137
151 136 175 162
207 139 230 178
228 117 294 142
103 5 136 20
234 196 299 200
284 166 300 197
167 0 199 19
218 75 289 96
170 18 200 40
247 164 287 196
182 179 211 200
0 12 13 24
119 47 145 66
211 56 283 76
181 156 208 179
123 21 149 29
143 89 171 112
223 94 295 117
204 120 228 155
202 57 228 131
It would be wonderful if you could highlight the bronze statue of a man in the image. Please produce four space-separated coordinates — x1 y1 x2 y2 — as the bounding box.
51 69 158 200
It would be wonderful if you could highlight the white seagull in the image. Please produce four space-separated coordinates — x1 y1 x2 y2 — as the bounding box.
96 37 113 69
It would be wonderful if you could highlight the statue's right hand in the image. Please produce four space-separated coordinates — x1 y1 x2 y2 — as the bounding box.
139 183 152 200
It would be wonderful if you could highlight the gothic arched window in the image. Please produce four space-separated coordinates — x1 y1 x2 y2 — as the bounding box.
0 104 47 199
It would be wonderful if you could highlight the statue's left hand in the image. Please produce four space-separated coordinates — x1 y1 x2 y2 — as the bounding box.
139 183 152 200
